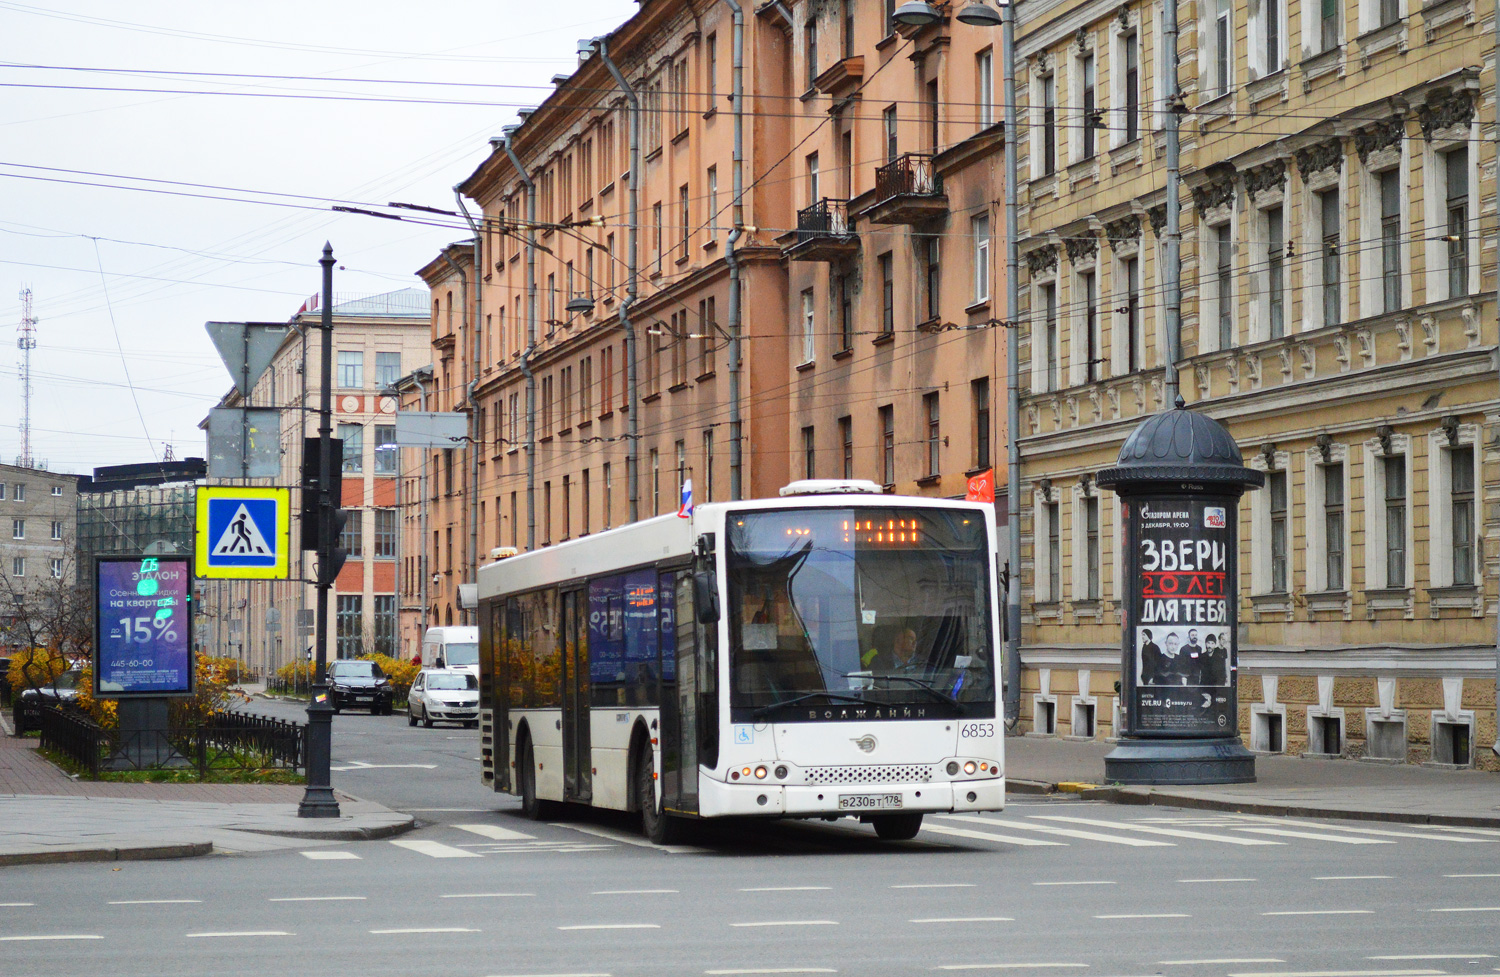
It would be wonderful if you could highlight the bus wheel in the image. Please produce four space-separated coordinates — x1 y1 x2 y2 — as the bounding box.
636 747 681 845
871 813 924 841
519 738 544 819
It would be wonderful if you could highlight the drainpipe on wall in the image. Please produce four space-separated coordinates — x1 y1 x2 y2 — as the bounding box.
594 37 641 522
501 128 538 551
1493 0 1500 757
455 191 484 624
723 0 745 501
1002 0 1022 726
439 248 472 618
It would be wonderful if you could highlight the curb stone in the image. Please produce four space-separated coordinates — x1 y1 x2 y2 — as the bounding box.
0 840 213 868
1109 786 1500 828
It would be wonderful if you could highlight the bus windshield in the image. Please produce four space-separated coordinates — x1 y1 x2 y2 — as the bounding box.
727 507 994 720
441 643 479 667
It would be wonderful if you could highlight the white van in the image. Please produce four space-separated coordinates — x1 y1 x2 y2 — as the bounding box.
421 626 479 677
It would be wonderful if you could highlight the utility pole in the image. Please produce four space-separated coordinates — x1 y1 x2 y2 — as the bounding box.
1002 0 1022 726
298 243 340 818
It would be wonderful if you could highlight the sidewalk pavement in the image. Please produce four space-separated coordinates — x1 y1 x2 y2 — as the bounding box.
0 706 413 868
1005 733 1500 828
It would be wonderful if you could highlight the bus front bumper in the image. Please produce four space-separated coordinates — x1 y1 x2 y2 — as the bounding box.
698 776 1004 819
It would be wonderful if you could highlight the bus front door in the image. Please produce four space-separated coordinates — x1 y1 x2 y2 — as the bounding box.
560 589 592 803
660 570 699 815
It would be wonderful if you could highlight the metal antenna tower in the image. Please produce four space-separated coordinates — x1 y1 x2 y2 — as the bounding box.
17 286 36 468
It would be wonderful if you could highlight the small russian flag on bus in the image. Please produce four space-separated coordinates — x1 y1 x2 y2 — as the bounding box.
677 478 694 518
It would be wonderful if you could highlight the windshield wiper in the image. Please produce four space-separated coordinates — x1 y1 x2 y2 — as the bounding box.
872 675 966 713
753 690 880 719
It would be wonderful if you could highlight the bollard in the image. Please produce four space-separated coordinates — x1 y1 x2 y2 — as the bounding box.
1097 398 1262 784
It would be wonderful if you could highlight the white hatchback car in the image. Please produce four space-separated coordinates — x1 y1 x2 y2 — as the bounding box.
407 668 480 728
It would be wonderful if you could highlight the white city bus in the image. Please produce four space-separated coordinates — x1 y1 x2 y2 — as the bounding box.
476 480 1003 844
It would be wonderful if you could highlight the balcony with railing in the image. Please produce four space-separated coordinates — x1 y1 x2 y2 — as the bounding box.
867 153 947 225
784 198 860 262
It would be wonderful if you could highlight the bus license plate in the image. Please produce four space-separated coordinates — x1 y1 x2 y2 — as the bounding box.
839 793 903 811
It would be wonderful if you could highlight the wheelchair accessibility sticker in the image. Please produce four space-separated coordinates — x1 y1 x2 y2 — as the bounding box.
733 725 754 745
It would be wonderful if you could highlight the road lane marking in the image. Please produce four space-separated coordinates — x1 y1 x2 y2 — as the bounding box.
0 903 35 908
1227 971 1443 977
1033 881 1116 886
550 822 708 854
1095 914 1191 919
187 931 292 938
1428 906 1500 913
1430 826 1500 837
109 900 202 905
371 927 479 934
300 851 360 860
593 889 678 895
1160 961 1285 966
1031 815 1283 847
739 886 832 892
1443 873 1500 877
557 923 662 931
911 917 1014 924
1259 910 1374 916
1234 827 1392 845
705 970 838 975
403 808 488 812
1369 956 1495 960
0 934 103 941
454 823 537 841
940 815 1170 847
936 964 1087 971
390 839 482 859
442 892 534 899
922 824 1066 847
1241 815 1499 844
1179 878 1256 883
478 973 610 977
330 760 436 770
269 896 366 902
891 883 976 889
1314 876 1392 881
731 920 838 927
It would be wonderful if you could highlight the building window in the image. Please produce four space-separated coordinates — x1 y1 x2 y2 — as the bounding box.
1122 31 1139 143
374 508 396 558
338 423 364 473
880 405 895 486
844 0 855 57
840 415 854 478
1122 256 1141 373
336 595 363 658
11 484 20 502
1081 270 1099 383
1319 189 1341 328
562 475 571 541
0 484 7 500
50 558 62 580
1380 169 1401 313
1451 445 1475 586
924 238 940 321
543 481 552 545
702 432 714 502
650 449 660 514
883 105 899 163
805 18 818 88
1259 0 1282 74
12 518 23 539
972 215 990 303
801 288 816 364
50 485 61 497
582 469 591 535
374 595 396 656
1041 282 1059 392
976 49 994 126
1266 206 1284 339
926 79 939 151
374 424 397 475
675 440 687 498
1040 73 1057 175
706 32 717 103
924 392 940 477
375 351 401 389
340 510 364 558
337 350 363 389
10 557 22 577
679 184 690 261
1214 223 1234 350
1211 0 1232 97
1080 52 1097 160
837 271 854 350
1445 148 1470 298
706 167 718 241
1269 470 1288 592
972 378 991 470
879 252 895 335
50 520 61 540
802 426 816 480
1379 0 1399 27
1046 501 1061 601
1320 0 1340 49
1084 495 1100 600
602 463 612 530
1384 455 1406 588
1323 462 1345 591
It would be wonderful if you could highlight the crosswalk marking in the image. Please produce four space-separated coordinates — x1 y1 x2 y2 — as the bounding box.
1431 825 1500 838
940 814 1172 847
301 851 360 860
453 823 537 842
550 822 709 854
1233 827 1393 845
1240 815 1498 844
921 823 1066 847
1032 815 1283 847
390 839 483 858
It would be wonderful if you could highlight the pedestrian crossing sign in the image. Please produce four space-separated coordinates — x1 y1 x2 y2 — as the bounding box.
195 486 291 579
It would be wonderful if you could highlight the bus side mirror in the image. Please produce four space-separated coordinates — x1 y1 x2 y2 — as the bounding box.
694 571 720 624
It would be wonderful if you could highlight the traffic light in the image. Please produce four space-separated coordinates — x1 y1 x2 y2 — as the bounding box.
300 437 343 551
318 507 351 586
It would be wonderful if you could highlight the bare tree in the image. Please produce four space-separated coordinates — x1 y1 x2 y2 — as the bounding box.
1 545 90 693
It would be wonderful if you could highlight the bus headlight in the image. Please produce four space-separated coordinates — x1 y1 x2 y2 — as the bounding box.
774 765 788 780
946 761 960 776
754 765 768 779
963 761 977 775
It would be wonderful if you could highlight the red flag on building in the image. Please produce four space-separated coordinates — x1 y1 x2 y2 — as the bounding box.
966 469 995 503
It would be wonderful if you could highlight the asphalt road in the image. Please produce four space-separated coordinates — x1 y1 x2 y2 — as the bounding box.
2 699 1497 977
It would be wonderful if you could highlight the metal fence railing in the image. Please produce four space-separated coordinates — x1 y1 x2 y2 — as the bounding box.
796 198 853 244
33 705 305 779
875 152 941 202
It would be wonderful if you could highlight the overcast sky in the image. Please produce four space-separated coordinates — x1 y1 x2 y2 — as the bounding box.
0 0 635 474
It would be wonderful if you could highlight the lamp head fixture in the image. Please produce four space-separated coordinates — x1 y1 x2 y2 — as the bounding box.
892 1 944 27
565 296 595 315
956 1 1003 26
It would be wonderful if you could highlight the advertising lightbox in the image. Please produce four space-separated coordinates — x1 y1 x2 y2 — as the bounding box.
93 556 195 698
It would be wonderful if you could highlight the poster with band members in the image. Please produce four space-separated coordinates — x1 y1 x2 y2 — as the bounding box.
1129 498 1237 734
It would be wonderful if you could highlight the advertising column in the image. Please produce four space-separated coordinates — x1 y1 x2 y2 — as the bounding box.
1098 401 1261 785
